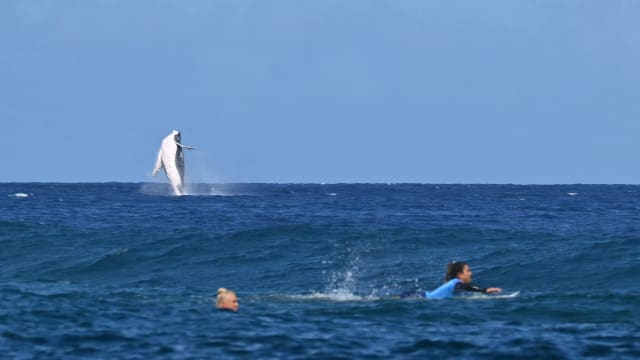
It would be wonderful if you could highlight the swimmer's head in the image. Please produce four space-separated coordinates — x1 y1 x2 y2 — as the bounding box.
445 261 472 283
216 288 239 312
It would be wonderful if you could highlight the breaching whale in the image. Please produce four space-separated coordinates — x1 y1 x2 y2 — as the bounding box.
152 130 195 195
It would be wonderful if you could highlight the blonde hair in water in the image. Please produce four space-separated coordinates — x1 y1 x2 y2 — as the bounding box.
216 288 235 306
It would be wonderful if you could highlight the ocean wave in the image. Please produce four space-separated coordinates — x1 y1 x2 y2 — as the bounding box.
3 183 640 359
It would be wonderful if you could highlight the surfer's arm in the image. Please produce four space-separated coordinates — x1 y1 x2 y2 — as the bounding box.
455 282 501 293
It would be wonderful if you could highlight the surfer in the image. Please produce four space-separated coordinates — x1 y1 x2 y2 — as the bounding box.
401 261 502 299
216 288 239 312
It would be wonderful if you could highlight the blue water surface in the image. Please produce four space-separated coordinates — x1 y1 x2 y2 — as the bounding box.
1 183 639 359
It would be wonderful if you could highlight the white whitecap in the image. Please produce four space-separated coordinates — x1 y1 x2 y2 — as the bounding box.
9 193 29 198
568 192 578 196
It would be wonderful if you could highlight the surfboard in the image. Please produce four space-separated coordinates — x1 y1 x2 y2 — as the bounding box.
492 291 520 299
459 291 520 300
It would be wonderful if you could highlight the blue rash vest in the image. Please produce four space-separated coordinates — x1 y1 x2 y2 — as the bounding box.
425 279 461 299
398 279 487 299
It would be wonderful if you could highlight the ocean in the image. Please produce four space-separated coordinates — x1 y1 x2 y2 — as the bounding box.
1 183 639 359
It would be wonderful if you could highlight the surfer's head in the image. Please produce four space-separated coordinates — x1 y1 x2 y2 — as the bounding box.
445 261 471 283
216 288 239 312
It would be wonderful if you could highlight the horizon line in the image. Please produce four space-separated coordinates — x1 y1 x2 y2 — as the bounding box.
1 181 638 186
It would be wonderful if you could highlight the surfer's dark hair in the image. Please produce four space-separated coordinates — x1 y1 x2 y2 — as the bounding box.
445 261 468 282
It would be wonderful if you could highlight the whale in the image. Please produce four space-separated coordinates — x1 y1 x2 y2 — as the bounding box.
152 130 195 195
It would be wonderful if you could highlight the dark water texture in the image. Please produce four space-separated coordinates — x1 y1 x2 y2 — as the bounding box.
1 183 639 359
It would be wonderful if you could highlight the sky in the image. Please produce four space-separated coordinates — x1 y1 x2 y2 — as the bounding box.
2 0 640 184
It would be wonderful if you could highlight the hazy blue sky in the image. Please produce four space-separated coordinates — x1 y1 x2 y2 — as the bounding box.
2 0 639 183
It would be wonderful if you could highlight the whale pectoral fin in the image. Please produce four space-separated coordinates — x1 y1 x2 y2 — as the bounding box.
152 150 163 176
176 142 196 150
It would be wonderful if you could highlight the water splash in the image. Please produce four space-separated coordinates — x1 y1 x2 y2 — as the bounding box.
140 182 174 196
141 182 238 196
318 252 367 300
287 291 367 302
183 183 231 196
